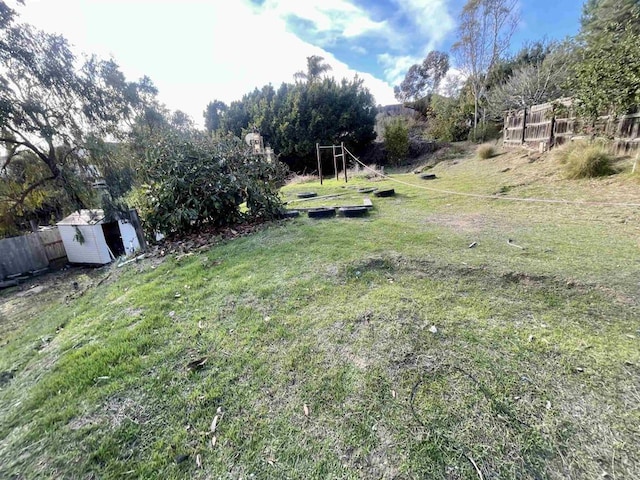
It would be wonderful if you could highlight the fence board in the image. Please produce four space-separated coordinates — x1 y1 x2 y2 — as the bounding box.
0 227 67 280
504 99 640 152
38 228 67 262
0 233 49 280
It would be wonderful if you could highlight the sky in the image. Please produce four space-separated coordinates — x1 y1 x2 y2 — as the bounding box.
7 0 585 126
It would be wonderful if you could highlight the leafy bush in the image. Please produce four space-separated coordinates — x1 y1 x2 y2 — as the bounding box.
427 94 471 142
477 144 496 159
383 118 409 165
554 141 615 179
133 132 288 235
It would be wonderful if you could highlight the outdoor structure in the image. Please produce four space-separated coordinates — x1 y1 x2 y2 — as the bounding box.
315 143 365 184
57 209 145 265
504 98 640 154
244 132 273 162
0 227 67 283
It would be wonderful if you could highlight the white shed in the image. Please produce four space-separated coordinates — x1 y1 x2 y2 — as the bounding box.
57 209 142 265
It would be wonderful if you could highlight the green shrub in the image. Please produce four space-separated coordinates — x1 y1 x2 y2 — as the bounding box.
133 132 288 235
383 118 409 165
477 144 496 159
554 141 615 179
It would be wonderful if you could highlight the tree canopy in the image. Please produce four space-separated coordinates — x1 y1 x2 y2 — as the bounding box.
205 60 377 172
394 51 450 104
569 0 640 117
294 55 333 84
0 9 155 230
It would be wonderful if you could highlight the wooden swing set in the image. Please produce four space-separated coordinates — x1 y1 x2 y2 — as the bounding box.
315 142 349 184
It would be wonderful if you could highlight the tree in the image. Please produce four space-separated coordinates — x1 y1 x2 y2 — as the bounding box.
581 0 640 38
211 60 377 172
294 55 332 83
203 100 228 134
427 92 474 142
452 0 519 138
0 14 151 217
134 131 287 235
487 42 574 116
383 119 409 165
394 51 450 103
570 3 640 118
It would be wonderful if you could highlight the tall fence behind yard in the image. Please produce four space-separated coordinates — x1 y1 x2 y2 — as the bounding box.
504 100 640 154
0 227 67 281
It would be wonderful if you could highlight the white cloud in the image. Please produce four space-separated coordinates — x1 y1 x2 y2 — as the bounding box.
378 53 421 87
262 0 386 38
8 0 396 125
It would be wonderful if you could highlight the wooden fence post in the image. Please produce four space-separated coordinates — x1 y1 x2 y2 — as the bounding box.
316 143 322 185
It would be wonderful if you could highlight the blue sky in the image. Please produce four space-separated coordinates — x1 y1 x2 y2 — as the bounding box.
8 0 585 125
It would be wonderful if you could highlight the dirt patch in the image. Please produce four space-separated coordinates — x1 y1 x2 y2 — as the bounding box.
424 212 497 234
68 395 147 431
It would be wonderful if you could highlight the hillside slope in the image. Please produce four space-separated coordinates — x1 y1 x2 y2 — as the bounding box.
1 147 639 479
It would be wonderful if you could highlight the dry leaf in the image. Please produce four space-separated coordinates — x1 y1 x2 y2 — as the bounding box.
210 415 219 433
187 357 208 372
198 320 204 329
303 404 309 417
391 390 397 399
196 454 202 468
211 436 217 448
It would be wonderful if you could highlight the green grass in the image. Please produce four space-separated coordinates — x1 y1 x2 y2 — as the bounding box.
1 148 639 479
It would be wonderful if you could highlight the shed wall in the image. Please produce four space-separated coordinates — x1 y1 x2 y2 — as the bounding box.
59 224 111 264
118 221 141 255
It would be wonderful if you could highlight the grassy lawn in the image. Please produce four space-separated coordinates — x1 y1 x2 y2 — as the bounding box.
1 147 639 479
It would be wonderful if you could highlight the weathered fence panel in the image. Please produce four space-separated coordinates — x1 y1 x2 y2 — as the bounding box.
503 110 526 146
504 99 640 153
523 103 554 148
37 227 66 263
0 233 49 280
614 113 640 155
0 227 67 280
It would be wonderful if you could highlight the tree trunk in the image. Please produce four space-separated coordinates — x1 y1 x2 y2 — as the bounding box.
474 98 478 140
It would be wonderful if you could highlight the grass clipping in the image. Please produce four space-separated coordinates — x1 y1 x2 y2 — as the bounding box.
555 140 615 179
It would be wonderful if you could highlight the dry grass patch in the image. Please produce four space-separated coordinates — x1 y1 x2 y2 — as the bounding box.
554 140 616 179
477 144 497 159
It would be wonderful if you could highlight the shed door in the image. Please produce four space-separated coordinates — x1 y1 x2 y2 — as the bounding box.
102 222 125 258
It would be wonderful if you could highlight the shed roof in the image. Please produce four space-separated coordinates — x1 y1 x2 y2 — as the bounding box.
57 209 106 226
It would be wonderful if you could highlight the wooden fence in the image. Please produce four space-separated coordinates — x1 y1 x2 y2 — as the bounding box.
503 100 640 154
0 227 67 281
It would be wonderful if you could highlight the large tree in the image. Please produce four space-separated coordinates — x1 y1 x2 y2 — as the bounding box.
487 41 574 115
214 60 377 172
569 0 640 118
394 51 450 104
294 55 333 84
452 0 519 137
203 99 228 134
0 8 152 217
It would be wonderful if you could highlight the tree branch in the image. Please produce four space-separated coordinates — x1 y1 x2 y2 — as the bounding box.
8 175 57 214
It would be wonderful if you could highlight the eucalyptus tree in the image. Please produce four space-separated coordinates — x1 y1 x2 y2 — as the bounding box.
0 9 153 213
